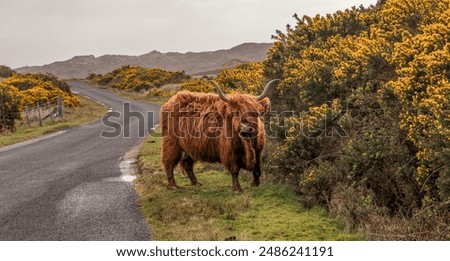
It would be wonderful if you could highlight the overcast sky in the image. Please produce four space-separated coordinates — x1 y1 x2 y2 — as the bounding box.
0 0 376 68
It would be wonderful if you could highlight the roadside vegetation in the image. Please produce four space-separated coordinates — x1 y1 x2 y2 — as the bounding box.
99 0 449 240
262 0 450 240
0 69 79 132
0 65 15 78
136 128 362 240
86 63 268 102
0 66 107 146
0 95 106 148
87 65 190 99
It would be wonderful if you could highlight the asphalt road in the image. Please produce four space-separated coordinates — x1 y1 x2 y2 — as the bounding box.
0 81 160 240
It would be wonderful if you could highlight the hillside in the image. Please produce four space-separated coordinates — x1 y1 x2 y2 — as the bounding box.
15 43 272 79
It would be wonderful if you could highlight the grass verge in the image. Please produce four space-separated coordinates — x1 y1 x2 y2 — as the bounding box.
135 128 364 240
0 95 107 148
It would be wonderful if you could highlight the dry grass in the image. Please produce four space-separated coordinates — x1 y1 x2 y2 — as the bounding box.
329 184 450 240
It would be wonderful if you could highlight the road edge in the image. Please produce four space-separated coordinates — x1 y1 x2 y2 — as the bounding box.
0 130 68 153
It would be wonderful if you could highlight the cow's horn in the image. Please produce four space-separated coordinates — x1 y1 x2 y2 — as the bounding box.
209 81 229 102
256 79 280 101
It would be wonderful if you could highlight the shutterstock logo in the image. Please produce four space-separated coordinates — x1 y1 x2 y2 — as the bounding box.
101 103 155 138
100 102 348 139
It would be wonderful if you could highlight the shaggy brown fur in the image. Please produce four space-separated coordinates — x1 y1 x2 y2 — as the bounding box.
161 91 270 192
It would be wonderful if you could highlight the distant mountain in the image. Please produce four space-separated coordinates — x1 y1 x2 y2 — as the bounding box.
16 43 272 79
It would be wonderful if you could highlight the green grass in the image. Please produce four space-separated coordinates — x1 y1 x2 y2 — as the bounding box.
0 95 107 148
135 128 364 240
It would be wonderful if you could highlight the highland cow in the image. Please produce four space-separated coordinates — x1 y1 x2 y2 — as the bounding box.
160 79 278 192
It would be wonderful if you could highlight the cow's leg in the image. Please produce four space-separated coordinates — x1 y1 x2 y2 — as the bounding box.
162 138 182 189
180 155 202 186
252 149 261 187
242 139 256 170
223 153 243 192
252 128 265 187
231 172 242 193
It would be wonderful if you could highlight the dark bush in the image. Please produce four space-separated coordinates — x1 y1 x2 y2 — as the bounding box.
0 83 23 132
0 65 15 78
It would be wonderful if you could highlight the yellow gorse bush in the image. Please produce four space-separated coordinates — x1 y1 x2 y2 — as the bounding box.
215 62 266 95
264 0 450 223
389 4 450 185
2 73 79 107
89 65 190 92
0 72 78 132
180 79 214 93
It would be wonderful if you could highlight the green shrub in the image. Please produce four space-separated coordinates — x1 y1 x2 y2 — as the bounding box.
0 83 23 132
262 0 450 239
0 65 15 78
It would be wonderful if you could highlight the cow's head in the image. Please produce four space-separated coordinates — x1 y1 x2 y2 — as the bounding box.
210 79 278 139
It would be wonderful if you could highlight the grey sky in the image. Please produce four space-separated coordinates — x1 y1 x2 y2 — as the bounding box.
0 0 376 68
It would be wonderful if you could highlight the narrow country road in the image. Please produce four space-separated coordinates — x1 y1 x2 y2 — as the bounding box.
0 81 160 240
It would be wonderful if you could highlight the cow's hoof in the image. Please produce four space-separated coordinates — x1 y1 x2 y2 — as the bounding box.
232 188 243 193
167 185 180 190
251 182 260 187
191 181 203 186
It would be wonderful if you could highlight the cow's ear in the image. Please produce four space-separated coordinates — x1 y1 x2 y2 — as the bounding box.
258 97 270 114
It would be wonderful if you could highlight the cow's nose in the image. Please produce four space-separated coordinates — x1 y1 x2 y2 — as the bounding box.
240 122 254 137
240 122 252 132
